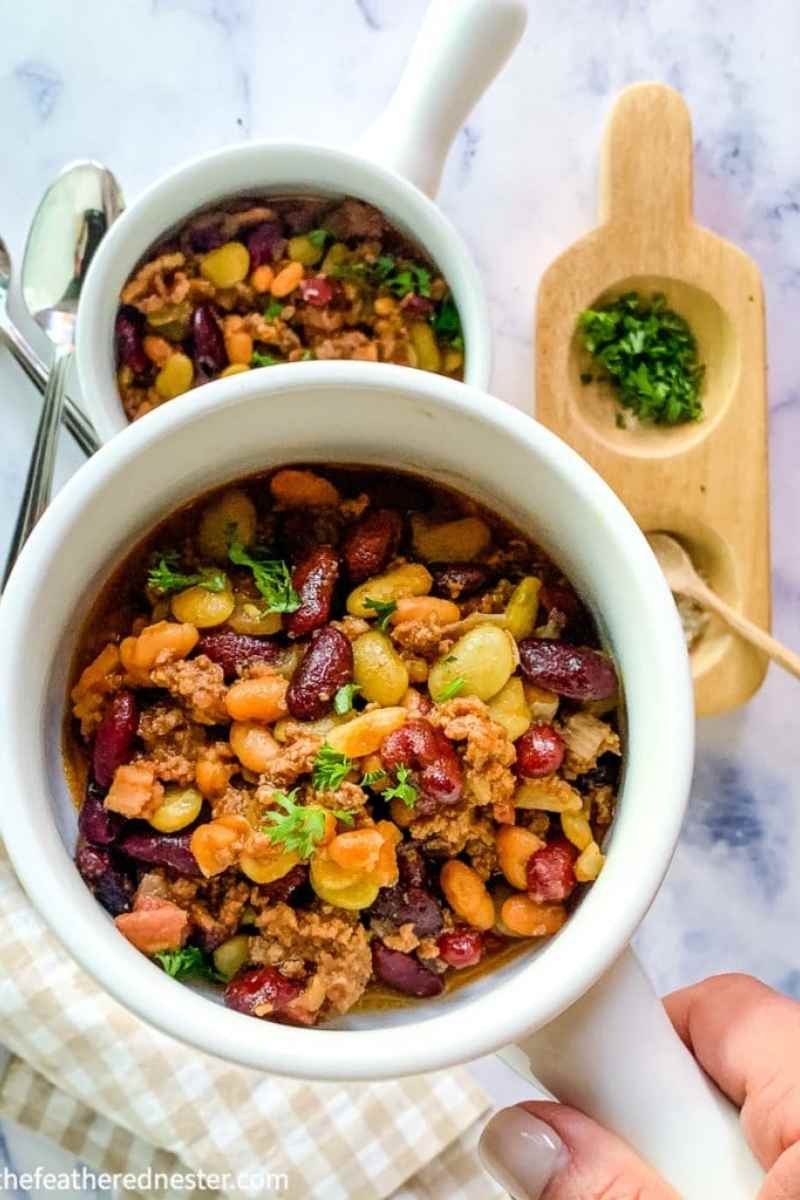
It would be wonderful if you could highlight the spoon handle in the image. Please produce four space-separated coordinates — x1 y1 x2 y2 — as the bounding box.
0 317 99 457
2 346 72 587
693 585 800 680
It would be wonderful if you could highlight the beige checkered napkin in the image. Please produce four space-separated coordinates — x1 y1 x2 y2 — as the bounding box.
0 847 504 1199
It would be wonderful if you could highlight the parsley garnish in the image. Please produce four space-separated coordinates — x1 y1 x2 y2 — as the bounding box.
311 744 353 792
147 553 227 595
432 294 464 349
262 789 353 859
334 683 362 715
301 349 314 361
386 263 431 298
361 768 387 788
577 292 705 426
435 676 466 703
252 349 280 367
264 299 284 320
154 946 219 981
331 255 430 298
384 765 418 809
307 228 330 249
228 541 300 613
364 597 397 631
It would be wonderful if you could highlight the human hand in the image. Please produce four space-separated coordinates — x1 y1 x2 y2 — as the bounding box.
478 974 800 1199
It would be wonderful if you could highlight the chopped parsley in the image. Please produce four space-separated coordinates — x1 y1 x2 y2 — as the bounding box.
252 349 280 367
435 676 466 703
577 292 705 426
154 946 220 981
361 768 387 788
334 683 362 715
432 294 464 349
364 596 397 631
307 228 330 249
147 553 227 595
264 299 284 320
331 254 430 298
311 744 353 792
262 788 353 859
384 765 418 809
228 541 300 613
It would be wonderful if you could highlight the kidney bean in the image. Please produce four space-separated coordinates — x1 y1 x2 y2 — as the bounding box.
285 546 341 638
187 220 226 253
380 719 462 816
516 723 565 779
430 562 494 600
79 779 125 845
247 221 286 267
75 843 134 916
279 507 343 562
298 276 336 306
437 928 484 969
197 631 283 680
342 509 403 584
286 625 353 720
92 690 138 789
260 863 309 905
191 303 227 375
115 307 149 375
371 942 444 998
401 294 434 319
518 638 618 700
224 966 304 1021
526 838 577 904
397 842 430 890
539 584 580 619
118 829 202 877
370 883 443 938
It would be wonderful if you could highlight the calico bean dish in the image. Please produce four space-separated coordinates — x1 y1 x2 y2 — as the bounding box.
68 465 621 1026
115 195 464 422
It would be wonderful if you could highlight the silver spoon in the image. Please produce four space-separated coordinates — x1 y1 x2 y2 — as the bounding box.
2 162 123 586
647 532 800 680
0 234 102 457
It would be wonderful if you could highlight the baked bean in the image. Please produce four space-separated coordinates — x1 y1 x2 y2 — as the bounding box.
240 846 300 884
200 241 250 288
225 674 289 723
213 934 250 980
327 828 384 873
270 468 340 508
342 509 402 584
501 894 567 937
389 596 460 626
190 815 250 877
575 839 605 881
326 706 407 758
285 545 341 638
440 861 494 930
271 261 304 297
123 621 198 672
505 576 543 641
286 625 353 720
496 825 545 890
229 721 280 772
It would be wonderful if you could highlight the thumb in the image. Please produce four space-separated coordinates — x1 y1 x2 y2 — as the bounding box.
479 1101 679 1199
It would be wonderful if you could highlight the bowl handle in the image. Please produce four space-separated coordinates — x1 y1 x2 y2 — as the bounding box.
499 948 764 1196
355 0 526 197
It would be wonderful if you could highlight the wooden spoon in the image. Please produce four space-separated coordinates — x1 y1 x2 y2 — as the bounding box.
647 533 800 679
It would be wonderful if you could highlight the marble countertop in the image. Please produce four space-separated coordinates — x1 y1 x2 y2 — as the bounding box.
1 0 799 1193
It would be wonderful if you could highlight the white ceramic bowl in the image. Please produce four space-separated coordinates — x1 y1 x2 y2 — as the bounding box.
0 363 688 1068
1 364 765 1193
74 0 529 442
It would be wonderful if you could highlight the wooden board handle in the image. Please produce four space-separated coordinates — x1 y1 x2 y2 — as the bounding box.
600 83 693 232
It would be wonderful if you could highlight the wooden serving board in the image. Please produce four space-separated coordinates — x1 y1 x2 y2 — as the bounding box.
535 82 770 717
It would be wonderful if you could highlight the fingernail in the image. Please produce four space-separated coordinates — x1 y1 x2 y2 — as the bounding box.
479 1106 568 1200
